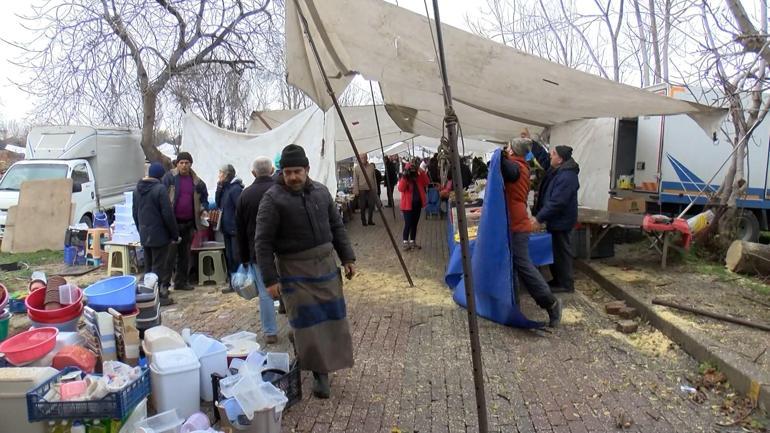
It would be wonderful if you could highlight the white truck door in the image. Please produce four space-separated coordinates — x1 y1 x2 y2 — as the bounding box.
71 162 96 225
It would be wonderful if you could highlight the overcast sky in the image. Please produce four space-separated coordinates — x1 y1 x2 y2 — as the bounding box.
0 0 478 124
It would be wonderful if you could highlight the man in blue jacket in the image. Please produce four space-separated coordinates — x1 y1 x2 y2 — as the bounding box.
216 164 244 293
530 135 580 293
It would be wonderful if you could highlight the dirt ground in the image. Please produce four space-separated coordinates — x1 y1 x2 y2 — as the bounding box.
597 240 770 373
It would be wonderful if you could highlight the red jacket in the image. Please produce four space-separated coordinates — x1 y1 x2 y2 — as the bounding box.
398 170 430 211
503 155 532 233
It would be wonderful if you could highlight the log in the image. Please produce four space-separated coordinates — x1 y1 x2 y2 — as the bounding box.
725 240 770 275
652 297 770 332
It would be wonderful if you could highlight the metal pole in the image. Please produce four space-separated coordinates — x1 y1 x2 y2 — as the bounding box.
295 0 414 287
369 81 396 219
431 1 489 432
677 119 762 219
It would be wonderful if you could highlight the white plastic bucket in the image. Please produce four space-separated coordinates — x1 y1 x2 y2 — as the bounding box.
190 335 228 401
150 348 201 419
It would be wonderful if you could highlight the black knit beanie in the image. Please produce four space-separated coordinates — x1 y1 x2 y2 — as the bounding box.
177 151 193 164
554 145 573 161
280 144 309 168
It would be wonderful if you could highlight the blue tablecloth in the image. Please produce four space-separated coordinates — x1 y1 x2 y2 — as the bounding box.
444 149 553 329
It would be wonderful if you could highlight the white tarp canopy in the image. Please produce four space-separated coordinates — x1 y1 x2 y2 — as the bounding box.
247 105 417 161
181 107 337 195
286 0 726 141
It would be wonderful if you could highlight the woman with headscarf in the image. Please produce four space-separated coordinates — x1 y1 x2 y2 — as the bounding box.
216 164 244 293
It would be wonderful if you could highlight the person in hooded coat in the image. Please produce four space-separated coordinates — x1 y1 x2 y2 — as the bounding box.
216 164 244 293
529 133 581 294
133 162 179 305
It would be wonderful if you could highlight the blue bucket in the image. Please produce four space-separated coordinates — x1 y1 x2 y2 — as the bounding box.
63 246 77 266
94 211 109 228
84 276 137 310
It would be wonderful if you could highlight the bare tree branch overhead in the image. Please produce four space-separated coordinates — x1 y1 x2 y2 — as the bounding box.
12 0 280 164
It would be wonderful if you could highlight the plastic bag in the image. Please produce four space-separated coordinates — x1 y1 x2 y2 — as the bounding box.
231 264 257 300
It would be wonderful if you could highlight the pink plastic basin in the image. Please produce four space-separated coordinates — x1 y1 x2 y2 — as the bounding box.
0 327 58 364
26 286 83 322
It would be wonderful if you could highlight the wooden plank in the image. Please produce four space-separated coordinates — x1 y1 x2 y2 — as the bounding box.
4 179 73 253
578 208 644 226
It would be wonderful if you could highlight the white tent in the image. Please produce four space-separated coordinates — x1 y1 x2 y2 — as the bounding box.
286 0 725 140
181 107 337 195
248 105 417 161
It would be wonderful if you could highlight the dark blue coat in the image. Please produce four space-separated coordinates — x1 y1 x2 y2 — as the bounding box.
216 178 244 236
132 179 179 248
532 142 580 231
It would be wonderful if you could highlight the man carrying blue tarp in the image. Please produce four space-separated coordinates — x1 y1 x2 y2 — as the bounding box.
501 139 562 327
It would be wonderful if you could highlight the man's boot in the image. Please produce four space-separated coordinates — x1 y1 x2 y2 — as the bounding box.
159 286 175 306
547 298 562 328
312 372 330 399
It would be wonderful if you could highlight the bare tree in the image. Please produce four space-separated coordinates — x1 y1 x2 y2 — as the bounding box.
12 0 279 164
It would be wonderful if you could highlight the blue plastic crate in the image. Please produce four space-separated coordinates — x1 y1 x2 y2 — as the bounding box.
26 366 150 421
8 298 26 314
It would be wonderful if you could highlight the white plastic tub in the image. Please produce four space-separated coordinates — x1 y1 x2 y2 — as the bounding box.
0 367 58 433
134 408 183 433
189 334 229 401
150 347 201 419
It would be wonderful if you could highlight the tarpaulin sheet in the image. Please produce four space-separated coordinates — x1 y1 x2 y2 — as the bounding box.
286 0 726 141
181 107 337 196
445 149 551 328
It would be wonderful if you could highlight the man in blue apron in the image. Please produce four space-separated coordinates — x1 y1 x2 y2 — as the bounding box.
255 144 356 399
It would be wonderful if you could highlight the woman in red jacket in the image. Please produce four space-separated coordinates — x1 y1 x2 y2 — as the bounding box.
398 162 431 250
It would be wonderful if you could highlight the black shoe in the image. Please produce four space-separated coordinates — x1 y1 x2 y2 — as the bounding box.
221 287 235 294
174 283 194 291
361 220 367 226
312 372 330 399
278 300 287 315
368 221 376 226
159 296 175 306
547 298 562 328
550 286 574 293
547 279 559 287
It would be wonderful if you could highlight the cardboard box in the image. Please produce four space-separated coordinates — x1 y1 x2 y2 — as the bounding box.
607 196 647 214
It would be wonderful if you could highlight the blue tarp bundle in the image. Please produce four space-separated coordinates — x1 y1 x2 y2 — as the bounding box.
445 149 552 328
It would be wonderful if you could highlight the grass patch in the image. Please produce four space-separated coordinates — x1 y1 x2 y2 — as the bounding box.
684 251 770 296
0 250 63 282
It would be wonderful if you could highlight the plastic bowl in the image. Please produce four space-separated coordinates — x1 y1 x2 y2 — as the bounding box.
84 276 137 310
85 302 137 314
28 302 83 324
25 286 83 321
0 327 58 365
30 315 81 332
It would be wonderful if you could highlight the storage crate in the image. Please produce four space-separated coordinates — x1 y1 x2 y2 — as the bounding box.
211 359 302 423
26 366 150 421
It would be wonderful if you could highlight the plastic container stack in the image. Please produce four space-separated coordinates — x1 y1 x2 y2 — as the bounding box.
111 192 140 244
189 334 229 402
136 274 161 332
142 325 187 363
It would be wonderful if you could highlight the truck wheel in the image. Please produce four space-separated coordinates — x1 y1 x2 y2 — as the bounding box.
79 215 93 228
737 210 760 242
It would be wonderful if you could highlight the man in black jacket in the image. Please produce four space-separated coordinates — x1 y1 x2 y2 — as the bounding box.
133 162 179 306
256 144 356 399
384 155 399 207
235 156 278 344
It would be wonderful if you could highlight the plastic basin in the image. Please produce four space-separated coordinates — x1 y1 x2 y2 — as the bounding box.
84 276 137 310
30 315 81 332
28 302 83 324
26 286 83 321
0 327 58 364
0 283 7 310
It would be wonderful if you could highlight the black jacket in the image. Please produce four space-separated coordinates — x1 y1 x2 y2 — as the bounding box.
132 178 179 248
255 177 356 286
236 176 275 264
216 178 244 236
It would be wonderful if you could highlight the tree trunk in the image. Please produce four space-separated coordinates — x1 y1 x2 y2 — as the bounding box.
141 91 167 166
648 0 662 83
725 240 770 275
633 0 650 87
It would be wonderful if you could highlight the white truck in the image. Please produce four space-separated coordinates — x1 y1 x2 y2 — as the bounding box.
0 126 145 237
552 83 770 241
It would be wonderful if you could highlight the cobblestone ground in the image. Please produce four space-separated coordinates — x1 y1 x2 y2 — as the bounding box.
165 208 722 433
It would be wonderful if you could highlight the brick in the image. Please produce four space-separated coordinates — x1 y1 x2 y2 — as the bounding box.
605 300 627 315
617 320 639 334
618 306 638 319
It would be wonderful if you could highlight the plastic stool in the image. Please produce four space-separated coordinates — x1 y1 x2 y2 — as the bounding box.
198 250 227 285
107 244 131 276
86 228 111 261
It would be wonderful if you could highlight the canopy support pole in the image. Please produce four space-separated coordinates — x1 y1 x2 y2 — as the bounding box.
431 1 489 432
369 81 396 219
295 0 414 288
